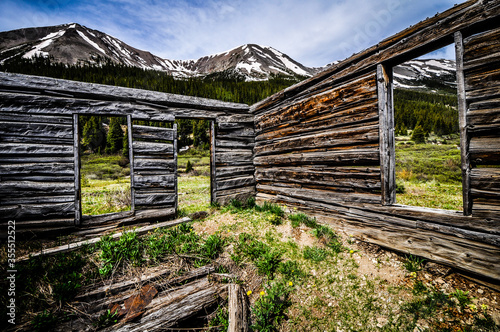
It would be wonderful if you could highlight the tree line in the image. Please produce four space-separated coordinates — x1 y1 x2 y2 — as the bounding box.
1 55 460 151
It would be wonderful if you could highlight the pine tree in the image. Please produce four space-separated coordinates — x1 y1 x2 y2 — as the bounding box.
411 125 426 144
106 117 124 154
81 116 105 153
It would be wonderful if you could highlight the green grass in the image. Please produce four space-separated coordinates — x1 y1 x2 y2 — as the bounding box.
396 135 463 210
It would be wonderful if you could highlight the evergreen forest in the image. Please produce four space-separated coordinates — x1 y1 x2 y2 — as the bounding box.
1 55 460 157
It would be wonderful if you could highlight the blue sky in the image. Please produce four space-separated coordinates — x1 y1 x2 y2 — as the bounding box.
0 0 462 67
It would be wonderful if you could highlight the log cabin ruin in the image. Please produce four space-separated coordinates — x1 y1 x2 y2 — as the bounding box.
1 0 500 286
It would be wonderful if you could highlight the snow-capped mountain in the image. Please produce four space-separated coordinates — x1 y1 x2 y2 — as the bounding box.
0 23 318 80
393 58 456 91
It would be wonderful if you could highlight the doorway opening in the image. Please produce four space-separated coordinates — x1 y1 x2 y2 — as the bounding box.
79 115 131 216
393 44 462 210
176 119 213 214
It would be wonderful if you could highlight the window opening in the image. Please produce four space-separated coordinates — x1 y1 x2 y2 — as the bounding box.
393 44 462 210
176 119 213 214
79 115 131 216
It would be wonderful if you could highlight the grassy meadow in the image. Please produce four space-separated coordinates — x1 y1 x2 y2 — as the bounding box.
395 134 463 210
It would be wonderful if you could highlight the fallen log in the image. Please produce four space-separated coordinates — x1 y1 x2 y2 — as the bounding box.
104 278 228 331
228 284 249 332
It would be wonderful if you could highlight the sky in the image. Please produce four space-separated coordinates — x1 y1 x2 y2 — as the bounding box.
0 0 463 67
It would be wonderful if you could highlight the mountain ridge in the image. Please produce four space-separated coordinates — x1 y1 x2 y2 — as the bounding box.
0 22 456 89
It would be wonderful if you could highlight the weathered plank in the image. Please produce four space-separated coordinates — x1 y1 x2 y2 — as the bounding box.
471 168 500 192
0 142 73 156
0 163 74 176
0 202 74 220
133 175 176 189
257 184 380 204
132 141 174 155
0 121 73 139
217 176 255 191
255 167 380 190
108 278 228 332
456 31 471 215
253 148 380 167
135 193 176 206
469 136 500 165
132 125 175 141
0 113 73 124
133 158 176 172
0 72 249 112
254 124 379 157
0 181 74 196
216 165 255 180
377 64 396 206
228 284 249 332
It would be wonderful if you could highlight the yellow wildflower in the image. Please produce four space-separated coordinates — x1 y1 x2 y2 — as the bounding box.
247 290 252 296
289 281 293 286
481 304 488 311
469 304 477 311
349 250 354 254
260 291 265 296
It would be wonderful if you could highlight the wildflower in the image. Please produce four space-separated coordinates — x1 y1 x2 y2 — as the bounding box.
481 304 488 311
469 304 477 311
349 250 354 254
260 291 265 296
289 281 293 286
410 272 417 278
247 290 252 296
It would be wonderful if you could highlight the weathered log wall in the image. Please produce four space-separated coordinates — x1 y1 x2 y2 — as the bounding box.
251 0 500 281
0 73 254 226
463 26 500 219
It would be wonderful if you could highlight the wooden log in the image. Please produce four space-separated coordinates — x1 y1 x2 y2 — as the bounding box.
254 73 377 136
215 150 254 164
135 193 176 206
255 103 379 142
0 181 74 196
456 31 472 215
253 148 380 167
1 195 75 205
18 216 191 261
77 265 215 302
132 141 173 155
0 202 74 220
107 278 228 332
133 158 176 172
133 174 175 189
127 115 135 212
210 120 217 204
0 72 249 112
255 167 380 190
464 66 500 93
81 211 134 226
216 165 255 180
254 125 379 156
463 26 500 70
469 136 500 165
0 113 73 124
0 142 73 156
228 284 249 332
0 162 74 176
0 121 73 139
257 184 380 204
132 125 175 141
0 156 74 164
217 176 255 191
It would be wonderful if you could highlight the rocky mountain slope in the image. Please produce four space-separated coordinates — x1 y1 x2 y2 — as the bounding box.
0 22 456 88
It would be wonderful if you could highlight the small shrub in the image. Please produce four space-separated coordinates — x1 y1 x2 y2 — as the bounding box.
450 289 471 309
202 234 225 259
251 281 292 332
186 160 193 173
403 254 425 273
278 260 307 281
303 246 329 262
288 212 317 228
267 213 283 226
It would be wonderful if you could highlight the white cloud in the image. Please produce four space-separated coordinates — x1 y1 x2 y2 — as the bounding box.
0 0 463 67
